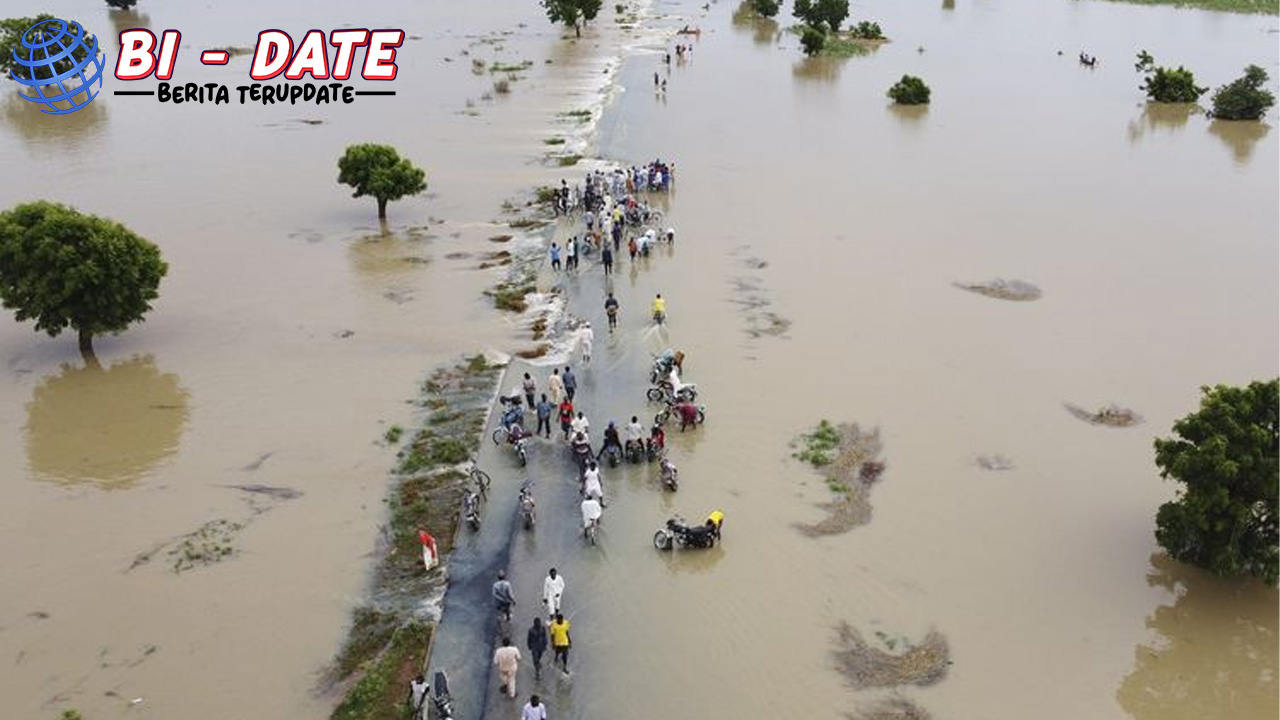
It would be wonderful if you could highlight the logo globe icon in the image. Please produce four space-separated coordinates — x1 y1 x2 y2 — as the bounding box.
9 18 104 116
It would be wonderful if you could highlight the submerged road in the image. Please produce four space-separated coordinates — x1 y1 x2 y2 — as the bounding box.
428 216 690 720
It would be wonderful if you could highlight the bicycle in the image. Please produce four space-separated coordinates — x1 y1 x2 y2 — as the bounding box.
467 460 491 500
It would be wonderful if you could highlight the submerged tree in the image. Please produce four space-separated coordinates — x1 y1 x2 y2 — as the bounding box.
1135 50 1207 104
793 0 849 33
850 21 884 39
1153 380 1279 585
0 15 60 81
750 0 781 17
0 201 167 360
541 0 604 38
799 26 826 56
104 0 139 9
887 75 930 105
337 144 428 220
1210 65 1276 121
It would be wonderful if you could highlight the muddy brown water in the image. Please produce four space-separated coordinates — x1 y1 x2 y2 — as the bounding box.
1 1 1276 719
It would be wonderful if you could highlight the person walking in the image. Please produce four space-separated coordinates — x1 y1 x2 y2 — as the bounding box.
605 293 619 332
535 394 553 439
549 612 571 675
547 369 565 407
565 236 577 271
542 568 565 619
549 242 561 272
558 398 575 440
601 244 613 276
580 322 593 364
522 695 548 720
406 674 429 720
562 366 577 402
493 638 522 698
493 570 516 620
527 618 549 680
522 372 536 408
628 235 638 262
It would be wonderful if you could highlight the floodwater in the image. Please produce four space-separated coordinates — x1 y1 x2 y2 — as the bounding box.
1 1 1276 720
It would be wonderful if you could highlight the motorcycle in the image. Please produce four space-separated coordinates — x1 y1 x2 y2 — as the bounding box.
601 442 622 468
650 351 684 383
462 489 482 531
645 440 663 462
571 440 593 476
431 669 454 719
655 403 706 428
519 483 536 530
492 425 529 466
659 457 679 491
653 513 722 550
624 440 644 464
646 383 697 404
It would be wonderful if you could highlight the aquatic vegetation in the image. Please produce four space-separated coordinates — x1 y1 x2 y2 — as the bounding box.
833 622 951 689
794 422 887 536
1210 65 1275 120
1135 51 1207 103
330 621 431 720
1092 0 1276 13
170 519 244 573
557 153 583 166
850 20 884 39
489 60 533 73
887 75 931 105
953 278 1042 301
488 282 535 312
383 425 403 444
493 78 511 94
1064 403 1143 427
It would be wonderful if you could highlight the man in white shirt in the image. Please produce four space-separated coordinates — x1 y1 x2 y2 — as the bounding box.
542 568 565 619
406 674 429 719
493 638 521 698
522 695 548 720
624 416 644 454
581 462 603 502
571 411 590 438
581 496 602 531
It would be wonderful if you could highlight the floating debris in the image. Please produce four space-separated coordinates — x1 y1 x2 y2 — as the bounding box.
953 278 1042 301
169 519 245 573
793 422 887 536
975 454 1015 471
833 622 950 689
1065 403 1142 427
221 484 303 501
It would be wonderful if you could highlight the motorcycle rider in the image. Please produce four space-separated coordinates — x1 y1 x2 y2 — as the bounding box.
581 495 603 537
597 421 623 460
582 462 604 503
706 509 725 538
649 424 666 455
570 411 590 440
624 416 645 458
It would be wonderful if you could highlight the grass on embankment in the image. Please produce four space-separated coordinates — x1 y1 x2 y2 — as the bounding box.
328 356 500 720
1092 0 1277 13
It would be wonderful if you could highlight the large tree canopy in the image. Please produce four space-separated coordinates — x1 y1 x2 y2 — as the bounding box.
541 0 603 37
0 15 62 81
337 144 428 220
0 201 167 357
793 0 849 33
1153 380 1279 585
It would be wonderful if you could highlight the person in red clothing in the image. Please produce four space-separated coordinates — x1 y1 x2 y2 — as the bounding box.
676 401 700 432
558 399 575 440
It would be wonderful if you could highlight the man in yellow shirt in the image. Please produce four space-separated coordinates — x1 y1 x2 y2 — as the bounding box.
652 293 667 324
549 612 571 675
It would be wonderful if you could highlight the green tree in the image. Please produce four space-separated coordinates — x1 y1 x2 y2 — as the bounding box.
887 75 930 105
799 26 826 56
1153 380 1279 585
1210 65 1276 121
105 0 139 9
1 15 65 82
750 0 781 17
337 144 428 220
851 21 883 39
1135 50 1207 103
0 202 167 360
793 0 849 32
541 0 604 37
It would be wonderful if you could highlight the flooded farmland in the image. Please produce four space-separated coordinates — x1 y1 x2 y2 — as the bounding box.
1 0 1276 719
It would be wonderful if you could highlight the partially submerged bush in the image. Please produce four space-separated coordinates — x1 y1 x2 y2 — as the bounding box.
851 21 884 39
887 75 930 105
750 0 782 17
1135 50 1206 103
1210 65 1276 120
795 419 842 466
800 26 826 56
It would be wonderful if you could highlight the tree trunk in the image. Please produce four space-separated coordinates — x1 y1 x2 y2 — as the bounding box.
78 329 100 369
377 197 388 219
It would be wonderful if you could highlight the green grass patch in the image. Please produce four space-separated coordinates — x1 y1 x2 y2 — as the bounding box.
508 218 543 230
398 431 474 474
534 185 559 204
557 154 583 167
489 283 534 312
795 420 842 467
383 425 403 444
543 137 566 146
1092 0 1276 12
331 621 432 720
464 354 488 374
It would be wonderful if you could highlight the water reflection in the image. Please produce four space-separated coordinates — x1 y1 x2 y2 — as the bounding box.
731 1 781 46
1208 119 1270 165
1126 103 1196 144
792 56 844 83
1 88 108 149
657 544 726 575
25 355 190 489
1116 554 1279 720
108 8 151 37
347 228 431 300
889 103 929 127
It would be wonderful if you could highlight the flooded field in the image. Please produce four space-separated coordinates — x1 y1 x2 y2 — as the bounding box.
1 0 1276 719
